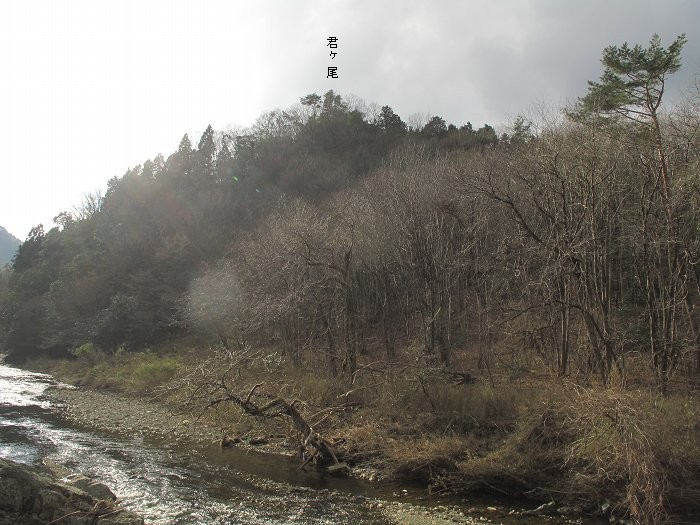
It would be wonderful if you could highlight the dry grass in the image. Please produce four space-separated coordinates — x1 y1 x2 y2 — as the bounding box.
386 435 470 485
446 385 700 523
338 367 525 490
28 348 699 523
29 349 183 394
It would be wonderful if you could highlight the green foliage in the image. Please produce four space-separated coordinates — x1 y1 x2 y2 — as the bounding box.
376 105 406 135
49 350 183 393
70 342 96 359
421 115 447 137
501 115 534 145
12 225 45 272
570 34 686 125
300 93 321 114
130 355 182 387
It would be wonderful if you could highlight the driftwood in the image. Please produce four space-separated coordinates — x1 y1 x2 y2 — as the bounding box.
170 347 348 472
200 383 346 471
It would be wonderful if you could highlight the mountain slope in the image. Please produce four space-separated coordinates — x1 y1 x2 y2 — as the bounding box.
0 226 20 266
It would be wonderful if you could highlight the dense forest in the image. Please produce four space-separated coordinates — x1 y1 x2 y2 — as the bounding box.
1 34 698 398
0 92 500 362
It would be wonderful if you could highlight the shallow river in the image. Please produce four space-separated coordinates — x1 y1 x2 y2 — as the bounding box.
0 364 581 525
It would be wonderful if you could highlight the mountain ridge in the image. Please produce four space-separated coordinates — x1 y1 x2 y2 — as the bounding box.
0 225 20 266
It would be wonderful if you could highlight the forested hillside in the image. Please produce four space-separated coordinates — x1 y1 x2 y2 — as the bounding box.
0 90 499 363
1 35 698 396
0 226 19 267
3 35 699 523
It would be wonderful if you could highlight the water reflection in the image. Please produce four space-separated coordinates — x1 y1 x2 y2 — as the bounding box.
0 364 585 525
0 364 387 524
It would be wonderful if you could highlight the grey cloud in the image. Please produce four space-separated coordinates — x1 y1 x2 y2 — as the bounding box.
257 0 700 128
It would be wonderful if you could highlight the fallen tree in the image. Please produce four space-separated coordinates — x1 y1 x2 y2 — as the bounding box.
168 346 348 472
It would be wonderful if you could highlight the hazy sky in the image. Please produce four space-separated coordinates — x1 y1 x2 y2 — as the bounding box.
1 0 698 240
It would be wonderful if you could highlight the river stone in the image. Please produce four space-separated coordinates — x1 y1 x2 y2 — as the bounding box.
0 460 46 512
0 459 91 518
0 458 143 525
34 489 68 521
64 473 117 500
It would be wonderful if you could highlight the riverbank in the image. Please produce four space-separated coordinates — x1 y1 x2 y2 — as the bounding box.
45 383 585 525
50 385 220 447
7 363 469 525
30 352 700 525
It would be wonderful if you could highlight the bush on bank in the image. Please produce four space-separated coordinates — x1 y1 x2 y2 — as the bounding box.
445 387 700 524
30 347 183 394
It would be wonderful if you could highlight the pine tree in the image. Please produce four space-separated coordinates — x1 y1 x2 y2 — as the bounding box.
197 124 217 179
216 141 234 183
571 33 686 198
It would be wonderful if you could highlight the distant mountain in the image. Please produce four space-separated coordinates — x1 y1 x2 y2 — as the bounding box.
0 226 20 266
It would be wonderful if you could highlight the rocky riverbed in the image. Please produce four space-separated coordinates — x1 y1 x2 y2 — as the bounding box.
50 386 220 447
45 385 593 525
46 386 482 525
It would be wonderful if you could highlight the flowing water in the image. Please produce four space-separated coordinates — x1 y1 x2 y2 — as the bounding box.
0 364 584 524
0 364 397 523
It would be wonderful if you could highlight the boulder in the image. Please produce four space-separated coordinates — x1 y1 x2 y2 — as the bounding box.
0 458 143 524
63 474 117 501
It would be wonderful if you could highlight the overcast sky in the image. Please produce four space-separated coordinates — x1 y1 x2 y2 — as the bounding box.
1 0 698 240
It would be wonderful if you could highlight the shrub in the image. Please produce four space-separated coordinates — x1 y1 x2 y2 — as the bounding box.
68 342 106 367
69 342 96 359
552 389 669 522
481 387 698 523
439 386 700 523
130 355 182 391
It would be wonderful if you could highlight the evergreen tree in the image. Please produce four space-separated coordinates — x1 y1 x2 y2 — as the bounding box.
216 141 235 183
570 33 686 198
141 159 156 179
152 153 165 178
421 116 447 138
321 90 347 118
12 225 45 272
197 124 217 179
377 106 407 135
178 133 193 156
300 93 322 118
